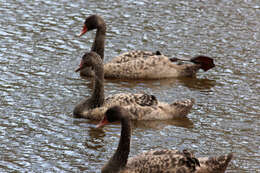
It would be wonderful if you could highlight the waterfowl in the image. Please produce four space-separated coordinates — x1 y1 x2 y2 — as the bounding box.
73 52 194 120
97 106 233 173
78 14 215 79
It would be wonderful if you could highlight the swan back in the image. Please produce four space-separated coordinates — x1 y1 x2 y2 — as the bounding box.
104 55 201 79
109 50 161 64
124 149 199 173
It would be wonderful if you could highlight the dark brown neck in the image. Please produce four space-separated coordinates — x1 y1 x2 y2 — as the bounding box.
91 25 106 60
89 59 104 108
103 117 131 173
73 54 105 118
113 117 131 166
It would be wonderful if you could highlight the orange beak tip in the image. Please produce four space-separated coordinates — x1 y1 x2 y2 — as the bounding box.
96 118 109 128
75 67 81 72
95 124 102 128
78 32 84 37
78 25 88 37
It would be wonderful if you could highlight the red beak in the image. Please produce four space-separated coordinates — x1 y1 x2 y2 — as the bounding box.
96 116 109 128
78 25 88 37
75 59 84 72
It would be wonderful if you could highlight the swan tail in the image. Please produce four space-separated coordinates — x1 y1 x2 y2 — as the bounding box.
155 50 162 55
196 153 233 173
170 98 195 118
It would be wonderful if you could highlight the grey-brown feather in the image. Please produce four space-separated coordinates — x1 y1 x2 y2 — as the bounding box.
109 50 159 64
104 93 158 107
123 149 199 173
104 55 201 79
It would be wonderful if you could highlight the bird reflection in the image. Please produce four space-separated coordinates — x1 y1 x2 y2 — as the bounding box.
84 125 105 150
79 73 216 92
131 117 194 130
177 77 216 90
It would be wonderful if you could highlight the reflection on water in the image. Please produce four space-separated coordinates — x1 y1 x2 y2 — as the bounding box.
178 77 217 90
0 0 259 172
132 118 194 129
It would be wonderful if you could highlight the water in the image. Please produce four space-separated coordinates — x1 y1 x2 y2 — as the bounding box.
0 0 259 172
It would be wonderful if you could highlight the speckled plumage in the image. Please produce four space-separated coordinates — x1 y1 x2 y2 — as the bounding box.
108 50 160 64
78 15 215 79
104 53 202 79
99 106 233 173
122 149 199 173
82 95 194 120
73 52 194 120
122 151 233 173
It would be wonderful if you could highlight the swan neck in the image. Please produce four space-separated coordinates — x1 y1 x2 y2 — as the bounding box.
91 25 106 60
108 117 131 171
90 61 104 108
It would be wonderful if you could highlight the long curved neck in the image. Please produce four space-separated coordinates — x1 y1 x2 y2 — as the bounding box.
89 60 104 108
91 25 106 60
114 117 131 166
103 117 131 173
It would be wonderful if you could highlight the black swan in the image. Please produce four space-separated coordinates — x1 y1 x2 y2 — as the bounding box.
97 106 233 173
77 15 215 79
73 52 194 120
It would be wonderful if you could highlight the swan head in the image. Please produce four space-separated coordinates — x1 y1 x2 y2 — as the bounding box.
75 51 101 72
96 106 126 128
79 15 106 37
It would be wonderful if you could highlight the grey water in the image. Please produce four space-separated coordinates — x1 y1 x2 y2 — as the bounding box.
0 0 259 172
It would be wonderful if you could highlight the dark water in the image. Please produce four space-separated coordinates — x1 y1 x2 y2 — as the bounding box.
0 0 259 172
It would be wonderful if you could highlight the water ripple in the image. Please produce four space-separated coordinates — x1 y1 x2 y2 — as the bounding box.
0 0 259 172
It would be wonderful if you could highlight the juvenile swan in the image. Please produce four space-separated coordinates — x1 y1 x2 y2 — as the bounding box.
97 106 233 173
73 52 194 120
78 15 215 79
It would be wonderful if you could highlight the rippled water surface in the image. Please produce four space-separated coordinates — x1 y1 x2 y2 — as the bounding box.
0 0 259 172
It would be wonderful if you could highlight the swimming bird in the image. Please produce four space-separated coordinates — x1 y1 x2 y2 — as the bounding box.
73 52 194 120
78 15 215 79
97 106 233 173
